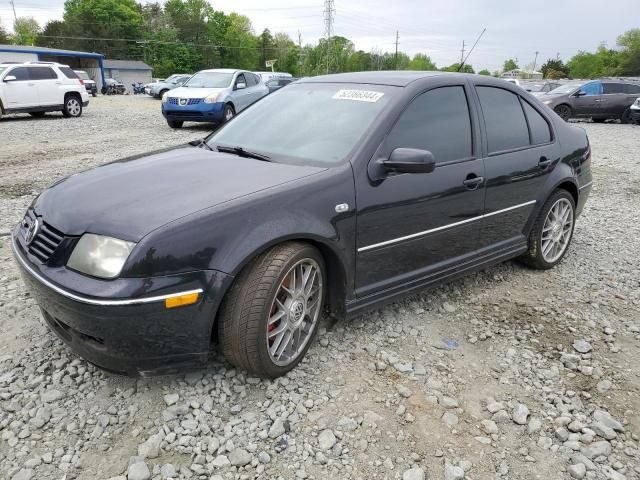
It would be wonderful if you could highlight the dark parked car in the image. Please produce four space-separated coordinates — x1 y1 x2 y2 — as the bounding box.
74 70 97 97
266 77 298 93
540 79 640 122
12 72 592 377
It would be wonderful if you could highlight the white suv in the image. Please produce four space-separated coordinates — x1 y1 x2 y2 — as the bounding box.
0 61 89 119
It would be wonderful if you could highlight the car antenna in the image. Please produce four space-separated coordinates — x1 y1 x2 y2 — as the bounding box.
458 28 486 72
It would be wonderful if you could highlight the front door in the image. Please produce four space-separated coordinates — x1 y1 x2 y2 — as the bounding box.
473 84 558 249
3 67 39 108
572 80 603 117
355 83 485 297
233 73 252 112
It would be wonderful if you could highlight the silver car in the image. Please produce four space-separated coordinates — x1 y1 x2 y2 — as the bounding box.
146 74 192 99
161 69 269 128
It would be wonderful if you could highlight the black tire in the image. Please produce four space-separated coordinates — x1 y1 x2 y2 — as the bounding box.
29 112 45 118
62 95 83 118
554 104 572 122
167 119 183 129
92 92 97 97
621 108 632 124
592 118 606 123
218 242 326 377
158 89 169 99
519 189 576 270
223 104 235 123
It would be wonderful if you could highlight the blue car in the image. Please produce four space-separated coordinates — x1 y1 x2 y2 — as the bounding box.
161 68 269 128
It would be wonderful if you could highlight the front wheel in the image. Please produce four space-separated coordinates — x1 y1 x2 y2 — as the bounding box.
218 242 325 377
520 190 576 270
62 95 82 118
621 108 632 124
223 104 235 123
92 92 97 97
554 104 572 122
167 119 183 129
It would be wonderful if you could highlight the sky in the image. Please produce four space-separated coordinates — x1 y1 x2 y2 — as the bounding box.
0 0 638 72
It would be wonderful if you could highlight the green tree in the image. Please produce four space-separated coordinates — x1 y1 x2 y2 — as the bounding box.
12 17 40 45
219 13 257 70
502 58 518 72
441 62 474 73
477 69 491 75
566 46 620 79
540 58 569 78
407 53 436 70
617 28 640 76
0 19 9 44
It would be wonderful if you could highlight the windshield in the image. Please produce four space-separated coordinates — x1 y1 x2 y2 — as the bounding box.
75 71 90 80
184 72 234 88
207 83 395 166
548 83 581 95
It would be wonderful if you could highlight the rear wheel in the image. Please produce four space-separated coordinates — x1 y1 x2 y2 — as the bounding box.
554 104 572 121
520 189 575 270
29 111 45 118
218 242 325 377
62 95 82 118
167 119 183 129
621 108 632 124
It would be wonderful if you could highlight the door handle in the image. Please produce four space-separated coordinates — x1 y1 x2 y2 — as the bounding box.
27 82 36 86
538 156 552 168
463 175 484 189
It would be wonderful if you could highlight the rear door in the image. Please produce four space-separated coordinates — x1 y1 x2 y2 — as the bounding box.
28 66 60 106
3 67 39 108
601 82 630 117
572 81 603 117
473 84 558 250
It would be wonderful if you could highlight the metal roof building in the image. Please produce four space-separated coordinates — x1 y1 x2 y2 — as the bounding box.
0 44 106 90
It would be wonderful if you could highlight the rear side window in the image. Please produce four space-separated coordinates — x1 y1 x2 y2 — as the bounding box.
8 67 29 81
624 83 640 94
477 86 529 153
59 66 79 79
386 86 473 163
603 83 626 94
522 101 551 145
28 67 57 80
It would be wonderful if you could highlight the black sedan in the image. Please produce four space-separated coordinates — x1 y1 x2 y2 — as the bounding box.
12 72 593 377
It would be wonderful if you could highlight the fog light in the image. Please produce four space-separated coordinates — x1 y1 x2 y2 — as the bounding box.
165 292 200 309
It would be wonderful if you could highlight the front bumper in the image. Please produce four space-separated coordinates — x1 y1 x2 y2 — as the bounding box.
162 101 225 123
11 232 233 376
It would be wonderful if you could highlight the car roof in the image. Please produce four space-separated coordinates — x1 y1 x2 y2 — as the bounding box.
198 68 243 74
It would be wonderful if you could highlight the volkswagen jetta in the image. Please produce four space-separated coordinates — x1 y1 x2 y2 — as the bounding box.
12 72 592 377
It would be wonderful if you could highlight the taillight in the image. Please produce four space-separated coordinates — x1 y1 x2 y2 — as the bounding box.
78 79 84 85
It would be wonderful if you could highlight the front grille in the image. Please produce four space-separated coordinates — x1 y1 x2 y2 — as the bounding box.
168 97 202 105
23 211 65 263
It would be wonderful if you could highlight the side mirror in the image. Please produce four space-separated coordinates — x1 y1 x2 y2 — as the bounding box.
575 90 587 97
235 81 246 90
383 148 436 174
4 75 17 82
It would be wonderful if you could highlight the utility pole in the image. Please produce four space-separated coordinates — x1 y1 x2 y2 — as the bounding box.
323 0 335 74
297 30 304 76
556 52 560 61
394 31 399 70
532 51 539 72
9 0 17 22
460 40 466 65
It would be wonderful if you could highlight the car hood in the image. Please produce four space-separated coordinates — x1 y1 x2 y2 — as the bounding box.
168 87 227 98
33 146 325 241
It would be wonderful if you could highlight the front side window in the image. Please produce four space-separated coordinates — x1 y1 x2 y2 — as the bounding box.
580 81 602 96
603 83 626 94
477 86 530 153
386 86 473 163
207 83 395 166
183 72 234 88
7 67 29 81
245 73 257 86
235 73 246 87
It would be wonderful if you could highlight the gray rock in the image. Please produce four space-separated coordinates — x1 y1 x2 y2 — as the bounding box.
337 416 359 431
445 464 465 480
403 467 425 480
228 448 252 467
40 389 64 403
163 393 179 406
512 403 530 425
527 416 542 434
442 412 458 427
592 410 624 432
127 461 151 480
573 339 592 353
597 380 612 392
591 421 617 440
268 418 285 438
481 419 498 435
211 455 230 468
160 464 177 479
580 440 612 459
363 410 384 425
440 395 459 408
11 470 34 480
568 463 587 479
397 385 413 398
137 433 162 459
257 451 271 464
318 429 337 450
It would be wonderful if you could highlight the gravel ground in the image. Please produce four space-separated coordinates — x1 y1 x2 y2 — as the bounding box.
0 96 639 480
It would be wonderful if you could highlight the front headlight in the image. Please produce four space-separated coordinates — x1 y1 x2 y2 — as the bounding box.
161 92 169 104
67 234 136 279
204 93 220 104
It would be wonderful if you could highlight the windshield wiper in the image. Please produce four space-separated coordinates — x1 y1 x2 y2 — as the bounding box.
188 138 214 151
216 145 271 162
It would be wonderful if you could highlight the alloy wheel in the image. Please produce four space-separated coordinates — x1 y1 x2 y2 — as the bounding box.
67 98 81 117
225 107 234 121
266 259 323 366
541 198 574 263
554 105 571 121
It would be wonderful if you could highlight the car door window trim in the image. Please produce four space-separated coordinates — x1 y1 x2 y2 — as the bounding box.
357 200 536 253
